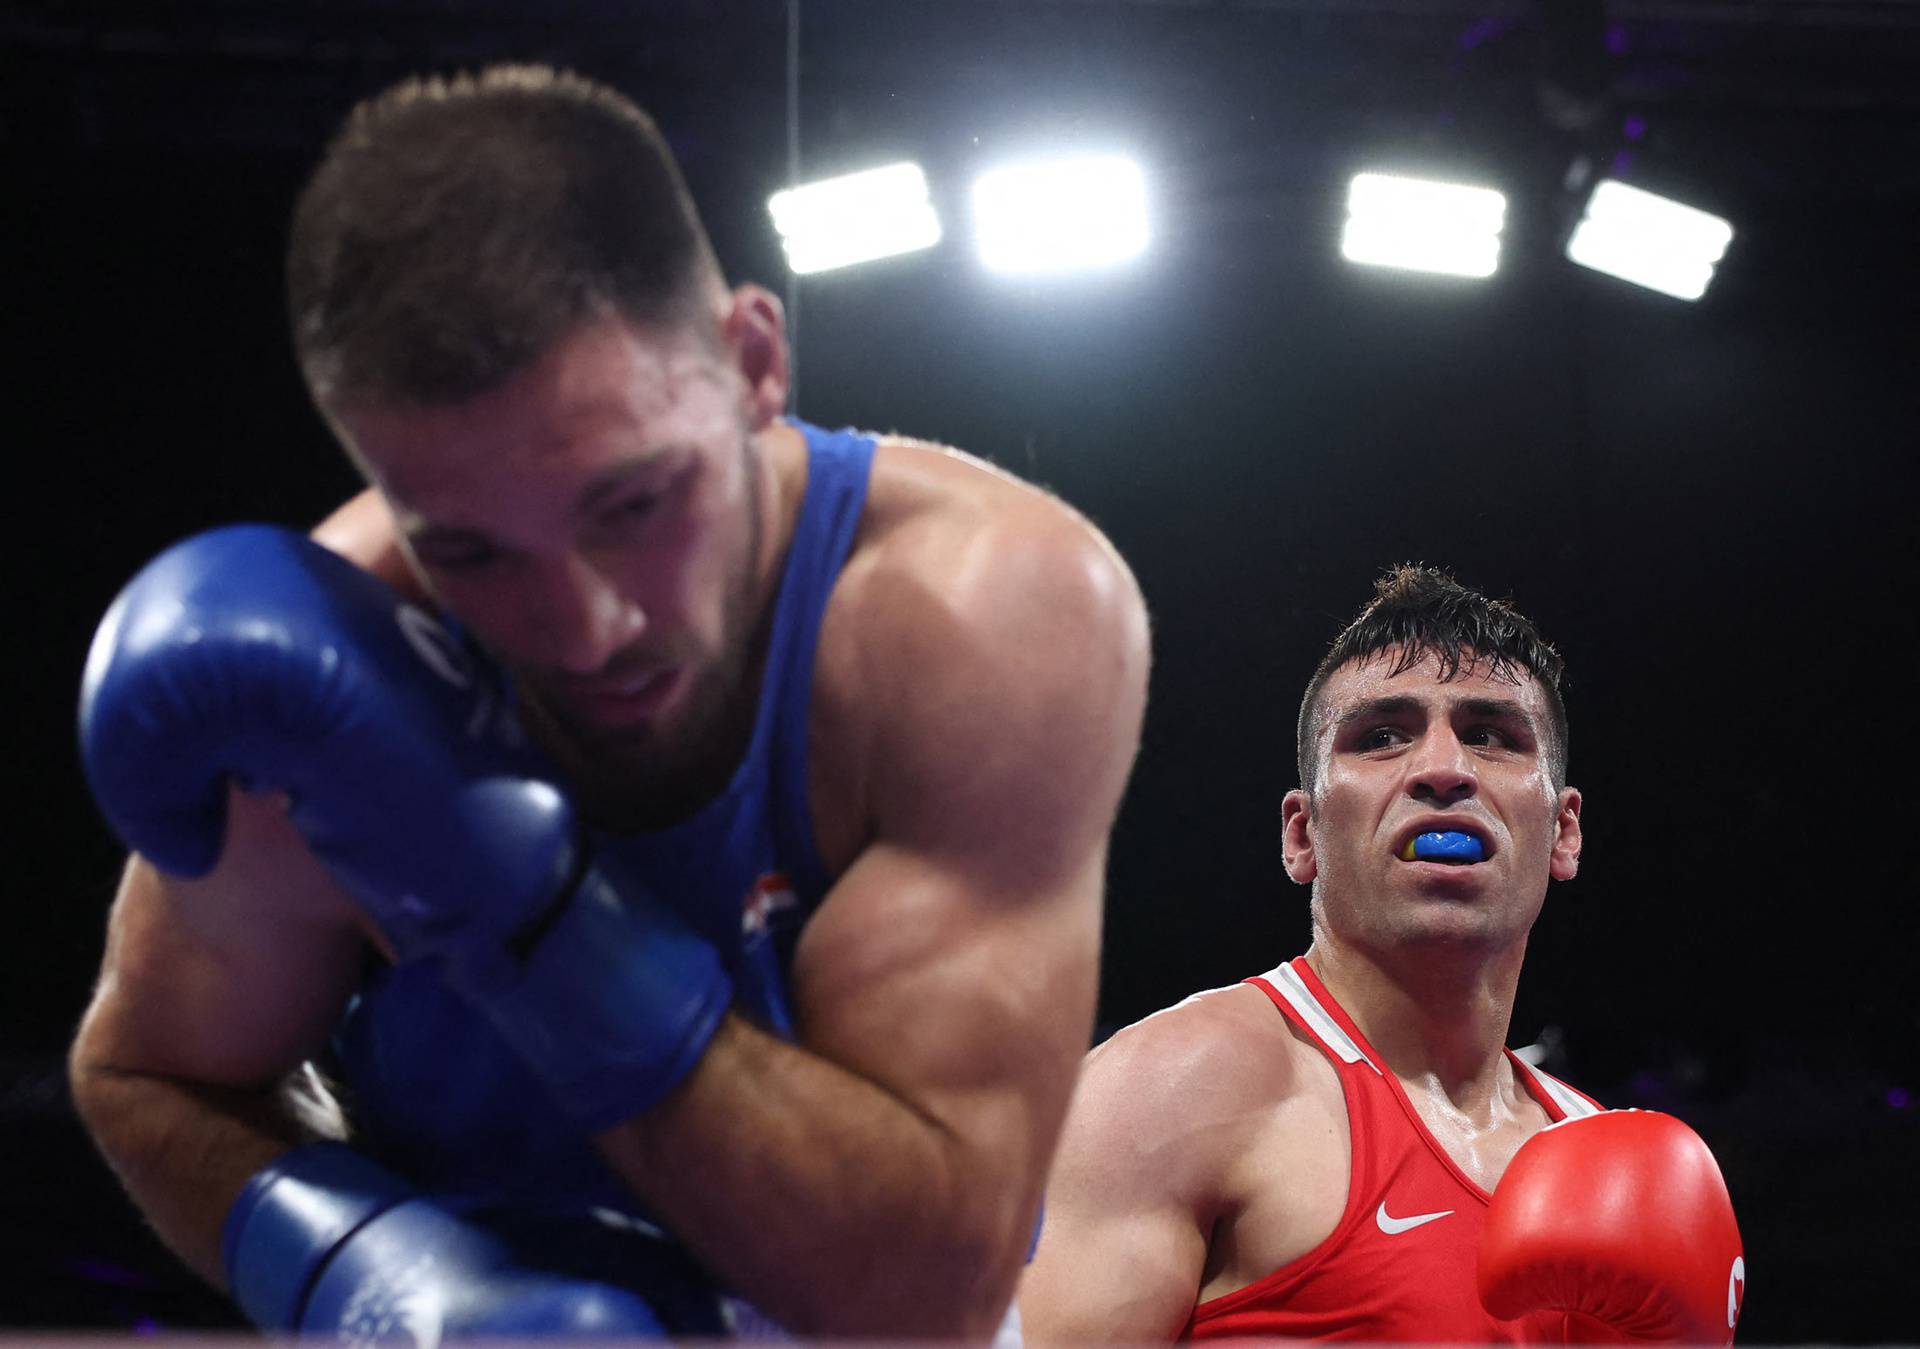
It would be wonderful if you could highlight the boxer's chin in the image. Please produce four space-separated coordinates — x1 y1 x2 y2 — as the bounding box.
532 663 747 822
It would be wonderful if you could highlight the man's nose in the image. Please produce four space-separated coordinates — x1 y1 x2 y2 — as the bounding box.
1406 729 1477 805
540 551 646 674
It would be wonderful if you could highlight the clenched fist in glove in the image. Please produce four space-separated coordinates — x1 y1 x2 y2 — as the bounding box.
1479 1109 1745 1344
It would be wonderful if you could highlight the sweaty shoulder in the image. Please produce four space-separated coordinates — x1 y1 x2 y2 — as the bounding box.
1061 981 1354 1311
812 435 1150 871
1078 983 1314 1159
849 435 1145 648
309 489 427 601
1021 983 1314 1341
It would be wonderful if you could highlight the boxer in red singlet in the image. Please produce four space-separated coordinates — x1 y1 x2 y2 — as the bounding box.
1020 565 1744 1345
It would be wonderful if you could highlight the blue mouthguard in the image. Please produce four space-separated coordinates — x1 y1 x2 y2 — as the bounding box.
1406 830 1485 863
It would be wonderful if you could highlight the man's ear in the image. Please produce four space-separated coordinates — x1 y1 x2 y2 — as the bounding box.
1281 789 1317 885
1549 785 1583 881
720 284 790 430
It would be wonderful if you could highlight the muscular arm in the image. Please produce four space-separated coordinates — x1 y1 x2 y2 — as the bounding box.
1018 1007 1238 1344
68 791 370 1284
1020 984 1345 1344
69 504 396 1286
595 503 1151 1337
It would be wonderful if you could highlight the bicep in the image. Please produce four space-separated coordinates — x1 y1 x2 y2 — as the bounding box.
75 786 371 1089
790 834 1102 1181
1019 1118 1211 1344
789 534 1145 1171
1019 1022 1239 1344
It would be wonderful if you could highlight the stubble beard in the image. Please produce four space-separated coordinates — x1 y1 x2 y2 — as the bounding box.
524 432 769 830
1310 833 1553 985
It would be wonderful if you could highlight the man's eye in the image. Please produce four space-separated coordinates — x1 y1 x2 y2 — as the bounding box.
1358 727 1403 750
418 545 502 573
1464 726 1509 748
602 495 658 527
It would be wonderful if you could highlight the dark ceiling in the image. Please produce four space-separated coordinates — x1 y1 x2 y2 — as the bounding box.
9 1 1917 312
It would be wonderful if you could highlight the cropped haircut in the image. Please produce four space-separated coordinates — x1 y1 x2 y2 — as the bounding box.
287 64 725 409
1295 564 1570 793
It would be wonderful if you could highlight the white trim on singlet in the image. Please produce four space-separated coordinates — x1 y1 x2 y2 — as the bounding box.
1256 962 1601 1117
1513 1058 1602 1120
1258 962 1382 1074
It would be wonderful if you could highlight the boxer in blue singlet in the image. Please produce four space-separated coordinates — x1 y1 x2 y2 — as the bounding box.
71 64 1149 1342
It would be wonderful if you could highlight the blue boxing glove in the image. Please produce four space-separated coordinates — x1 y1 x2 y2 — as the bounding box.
79 523 731 1124
223 1143 676 1342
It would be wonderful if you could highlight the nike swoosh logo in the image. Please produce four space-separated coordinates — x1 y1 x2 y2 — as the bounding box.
1375 1201 1455 1235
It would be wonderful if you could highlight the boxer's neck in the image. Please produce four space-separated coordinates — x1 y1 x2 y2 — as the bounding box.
1304 934 1526 1120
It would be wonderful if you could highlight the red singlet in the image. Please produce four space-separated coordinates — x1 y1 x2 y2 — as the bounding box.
1183 957 1603 1344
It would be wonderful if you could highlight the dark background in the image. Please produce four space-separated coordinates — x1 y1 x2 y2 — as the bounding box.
6 0 1916 1340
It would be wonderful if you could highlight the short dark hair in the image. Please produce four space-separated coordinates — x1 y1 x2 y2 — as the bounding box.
1295 564 1570 792
287 64 725 409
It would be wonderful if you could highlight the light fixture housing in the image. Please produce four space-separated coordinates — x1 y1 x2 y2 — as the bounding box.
1340 172 1508 279
972 154 1150 275
1566 178 1734 301
769 162 943 275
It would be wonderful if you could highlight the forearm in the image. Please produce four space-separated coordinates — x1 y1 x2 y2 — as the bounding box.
69 1058 342 1287
594 1015 1030 1339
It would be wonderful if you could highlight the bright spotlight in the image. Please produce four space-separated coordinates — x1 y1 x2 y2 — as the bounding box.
1340 172 1507 279
972 154 1149 275
1566 179 1733 301
768 162 943 275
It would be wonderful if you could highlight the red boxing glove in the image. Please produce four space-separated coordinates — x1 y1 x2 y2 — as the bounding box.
1478 1109 1745 1344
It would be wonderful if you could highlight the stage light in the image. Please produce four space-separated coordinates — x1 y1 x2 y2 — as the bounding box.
768 162 942 275
1340 172 1507 279
1566 179 1733 301
972 154 1149 275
